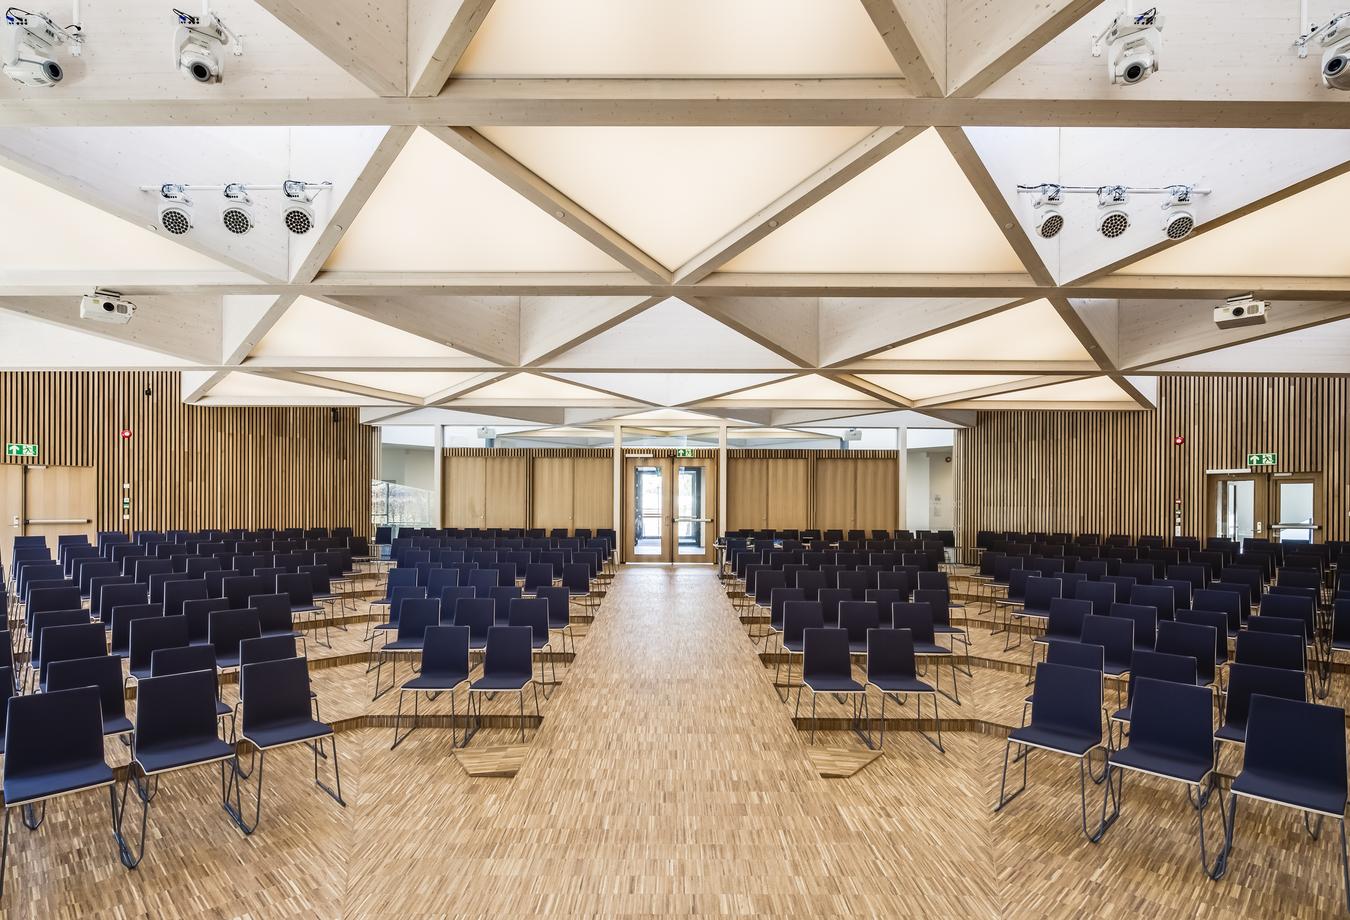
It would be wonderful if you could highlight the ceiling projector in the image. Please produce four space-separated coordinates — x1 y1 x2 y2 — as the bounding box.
80 291 137 325
1214 295 1268 329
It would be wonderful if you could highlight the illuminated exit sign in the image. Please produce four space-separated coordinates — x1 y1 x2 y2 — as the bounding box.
1246 452 1277 467
4 443 37 458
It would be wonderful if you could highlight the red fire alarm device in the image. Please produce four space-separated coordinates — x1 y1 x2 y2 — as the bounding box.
119 429 132 439
1173 435 1185 446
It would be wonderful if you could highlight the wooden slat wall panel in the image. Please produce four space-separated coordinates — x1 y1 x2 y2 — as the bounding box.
814 460 857 531
531 458 574 529
854 460 898 532
484 456 528 528
572 457 613 530
766 459 810 530
727 459 768 531
443 456 486 528
0 371 373 534
957 376 1350 543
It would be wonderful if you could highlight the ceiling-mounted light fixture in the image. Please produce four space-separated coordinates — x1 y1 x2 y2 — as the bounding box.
158 183 193 235
220 182 253 234
1096 185 1130 238
1030 183 1064 239
1161 184 1197 239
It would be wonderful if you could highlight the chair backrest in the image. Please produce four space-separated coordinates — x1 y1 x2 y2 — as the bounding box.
249 593 295 633
45 654 126 723
1242 695 1348 813
163 578 209 618
38 622 109 682
385 584 427 625
1118 562 1154 586
1334 599 1350 647
1246 614 1309 643
866 627 919 683
1156 618 1218 684
781 601 824 647
1073 580 1116 617
239 634 299 667
453 597 496 645
1258 593 1314 638
561 563 590 593
1027 662 1103 738
96 582 147 625
889 602 936 644
3 686 107 790
275 572 316 608
1045 597 1091 639
482 626 533 681
150 643 218 678
29 608 92 663
1125 677 1214 767
109 602 164 655
1079 615 1133 669
1129 583 1176 623
1234 629 1305 671
1023 576 1062 612
507 597 550 642
1193 588 1242 635
1223 662 1306 733
397 598 442 642
128 613 190 673
240 656 315 735
1155 578 1192 612
224 575 271 609
420 625 470 682
801 627 852 683
1125 649 1198 706
29 585 83 614
1045 640 1104 672
135 668 226 754
837 601 880 645
208 608 262 661
1109 602 1157 649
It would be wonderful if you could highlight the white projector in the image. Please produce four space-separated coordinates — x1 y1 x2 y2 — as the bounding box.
1214 296 1267 330
79 292 137 325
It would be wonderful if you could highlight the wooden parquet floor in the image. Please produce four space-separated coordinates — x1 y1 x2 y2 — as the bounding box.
0 567 1344 918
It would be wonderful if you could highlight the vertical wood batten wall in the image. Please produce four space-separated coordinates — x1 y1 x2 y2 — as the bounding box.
957 376 1350 542
727 450 899 532
0 371 374 533
442 448 614 531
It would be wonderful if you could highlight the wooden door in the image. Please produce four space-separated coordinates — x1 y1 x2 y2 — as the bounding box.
0 465 21 547
671 457 717 564
22 466 96 543
624 457 669 562
1206 473 1269 543
1270 473 1321 543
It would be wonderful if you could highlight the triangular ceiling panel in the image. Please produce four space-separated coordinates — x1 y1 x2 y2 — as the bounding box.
1144 317 1350 373
553 373 789 406
0 311 192 367
477 127 877 269
463 373 631 401
0 161 231 276
967 126 1350 284
718 374 876 402
324 129 625 272
618 408 725 422
311 371 485 398
869 299 1092 362
723 129 1026 273
1118 170 1350 277
978 377 1132 403
548 297 797 370
209 372 359 400
858 373 1036 401
251 296 466 358
0 295 219 364
455 0 901 77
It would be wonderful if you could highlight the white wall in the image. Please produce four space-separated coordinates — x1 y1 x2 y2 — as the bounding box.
928 448 954 530
379 445 436 493
906 448 930 531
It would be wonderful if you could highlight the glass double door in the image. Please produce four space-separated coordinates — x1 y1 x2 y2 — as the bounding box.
1210 472 1321 543
624 456 716 563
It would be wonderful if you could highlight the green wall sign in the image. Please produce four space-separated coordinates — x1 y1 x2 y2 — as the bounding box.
1246 452 1277 467
4 442 37 458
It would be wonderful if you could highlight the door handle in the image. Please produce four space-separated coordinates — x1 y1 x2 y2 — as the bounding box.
25 518 91 525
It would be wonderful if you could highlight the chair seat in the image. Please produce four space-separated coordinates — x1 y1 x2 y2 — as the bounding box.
260 628 302 641
934 624 965 635
1232 767 1348 816
314 593 336 602
1033 633 1078 647
529 637 549 650
103 716 134 736
215 700 231 718
1110 705 1133 723
291 605 321 614
1215 722 1246 745
1110 747 1210 785
470 674 531 692
782 639 804 654
1104 662 1129 677
869 676 933 694
846 639 868 654
3 761 114 806
130 665 153 681
244 718 332 750
382 638 425 652
214 653 241 669
914 642 952 656
1014 609 1050 620
803 675 863 693
374 622 397 631
135 737 235 775
1009 724 1100 758
402 673 468 692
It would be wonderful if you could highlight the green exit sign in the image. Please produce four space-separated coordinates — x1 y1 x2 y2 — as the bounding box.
4 442 37 458
1247 452 1278 467
675 448 694 457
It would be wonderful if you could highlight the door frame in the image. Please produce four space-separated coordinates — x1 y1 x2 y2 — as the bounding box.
1270 472 1322 543
621 454 718 564
1205 470 1323 544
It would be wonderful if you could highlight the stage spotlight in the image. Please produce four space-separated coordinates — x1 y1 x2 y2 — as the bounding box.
1091 7 1164 86
1161 185 1196 239
158 183 193 235
220 183 253 234
173 5 241 84
281 179 316 234
1 8 81 87
1031 184 1064 239
1096 185 1129 238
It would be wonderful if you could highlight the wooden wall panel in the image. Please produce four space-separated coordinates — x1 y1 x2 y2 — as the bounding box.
766 459 810 530
0 372 374 534
484 456 528 528
531 458 573 529
814 460 857 530
727 458 768 531
854 459 898 532
443 456 486 528
957 376 1350 543
571 457 613 530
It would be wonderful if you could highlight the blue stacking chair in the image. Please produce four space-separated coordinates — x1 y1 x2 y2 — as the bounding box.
535 585 574 657
509 597 557 697
837 601 880 654
117 669 236 868
1235 629 1306 673
372 598 441 700
1006 576 1062 652
1107 649 1197 748
1100 678 1224 878
1080 614 1134 678
1155 619 1218 687
1110 602 1158 651
0 687 121 895
1216 662 1305 746
995 662 1113 842
1221 695 1349 907
466 626 540 746
793 627 865 745
453 597 495 651
1075 580 1116 618
45 654 133 737
1028 597 1091 677
865 627 940 752
391 625 471 749
775 601 823 703
891 602 960 704
150 645 233 736
208 608 262 670
225 656 344 835
439 586 477 623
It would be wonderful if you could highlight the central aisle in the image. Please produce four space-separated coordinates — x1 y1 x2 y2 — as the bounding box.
343 565 997 917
